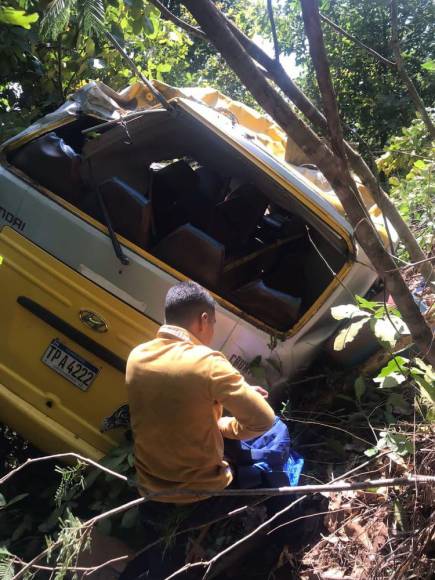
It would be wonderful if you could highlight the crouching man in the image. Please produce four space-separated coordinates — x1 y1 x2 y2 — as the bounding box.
126 281 275 505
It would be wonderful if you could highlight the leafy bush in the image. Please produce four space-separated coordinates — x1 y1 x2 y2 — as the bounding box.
331 295 435 461
377 115 435 255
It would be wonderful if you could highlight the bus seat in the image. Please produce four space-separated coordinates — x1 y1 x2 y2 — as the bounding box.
194 166 226 204
9 132 84 205
231 279 301 331
152 160 199 238
152 223 225 289
97 178 153 250
209 184 268 252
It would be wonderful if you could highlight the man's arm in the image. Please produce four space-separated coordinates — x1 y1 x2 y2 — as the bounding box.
209 354 275 440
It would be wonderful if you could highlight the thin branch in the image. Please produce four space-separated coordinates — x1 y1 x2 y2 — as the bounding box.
267 0 280 61
56 38 64 100
11 555 129 574
288 416 373 446
386 255 435 272
390 0 435 139
104 29 174 113
146 476 435 500
319 12 396 68
148 0 207 40
266 506 346 536
0 452 128 486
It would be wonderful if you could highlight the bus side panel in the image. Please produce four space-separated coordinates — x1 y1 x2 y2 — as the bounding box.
0 227 157 455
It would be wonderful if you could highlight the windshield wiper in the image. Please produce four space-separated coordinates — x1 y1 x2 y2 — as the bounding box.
96 188 130 266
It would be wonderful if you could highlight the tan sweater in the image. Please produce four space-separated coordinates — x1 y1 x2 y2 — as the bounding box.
126 325 275 503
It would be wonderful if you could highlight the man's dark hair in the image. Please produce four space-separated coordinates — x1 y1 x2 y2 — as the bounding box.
165 282 215 326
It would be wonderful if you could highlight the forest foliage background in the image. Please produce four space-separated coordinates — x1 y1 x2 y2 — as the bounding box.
0 0 434 149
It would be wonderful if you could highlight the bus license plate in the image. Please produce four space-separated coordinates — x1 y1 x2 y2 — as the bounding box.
42 339 98 391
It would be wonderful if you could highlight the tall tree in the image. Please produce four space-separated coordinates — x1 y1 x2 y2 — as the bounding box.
278 0 435 150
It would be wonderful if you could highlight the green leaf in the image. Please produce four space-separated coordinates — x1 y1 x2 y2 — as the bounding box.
383 432 413 456
85 38 95 57
0 494 6 508
0 7 39 29
157 63 172 73
143 15 154 34
374 372 406 388
333 317 369 351
415 376 435 404
421 59 435 72
413 358 435 383
373 356 408 388
378 356 409 377
413 159 426 170
364 447 378 457
373 316 410 346
128 453 135 468
331 304 367 320
354 376 366 402
355 295 378 312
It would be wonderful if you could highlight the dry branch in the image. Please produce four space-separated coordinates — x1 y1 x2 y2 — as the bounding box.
149 0 206 40
320 12 396 68
145 476 435 499
267 0 280 61
3 451 433 498
0 452 128 485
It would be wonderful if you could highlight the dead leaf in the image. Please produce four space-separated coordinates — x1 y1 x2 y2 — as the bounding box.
344 520 373 551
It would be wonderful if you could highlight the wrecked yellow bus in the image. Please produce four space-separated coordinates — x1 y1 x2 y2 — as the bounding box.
0 81 389 459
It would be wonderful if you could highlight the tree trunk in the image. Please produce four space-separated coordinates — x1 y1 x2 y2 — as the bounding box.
181 0 435 364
